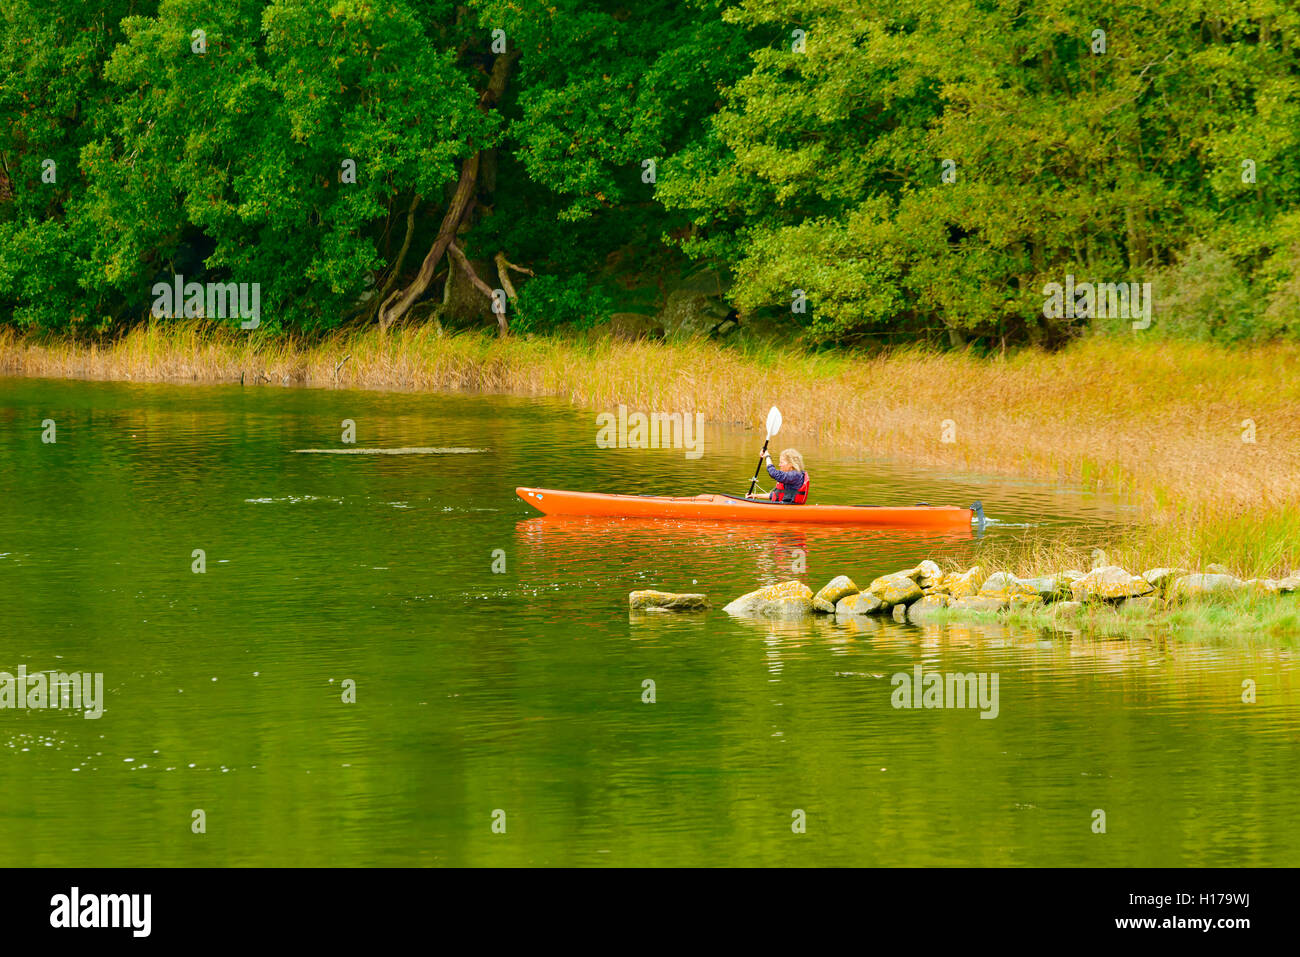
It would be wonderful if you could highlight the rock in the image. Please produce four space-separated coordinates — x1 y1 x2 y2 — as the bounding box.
835 591 885 615
1008 574 1071 598
1070 566 1154 602
908 594 949 622
1246 579 1280 597
1277 576 1300 594
916 560 943 589
979 572 1040 601
1053 600 1084 617
813 575 859 613
1142 567 1188 594
945 566 986 599
949 596 1006 613
609 312 663 341
1205 563 1233 576
660 288 731 339
892 603 909 622
1121 596 1162 613
868 572 924 608
1008 595 1045 610
1169 573 1247 601
1017 575 1063 600
629 590 709 611
723 580 815 618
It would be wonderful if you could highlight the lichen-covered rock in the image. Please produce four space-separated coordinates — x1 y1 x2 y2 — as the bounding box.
949 596 1006 612
908 594 949 622
1008 594 1045 610
892 602 909 622
1141 568 1188 594
1017 575 1067 600
1052 600 1084 616
629 590 709 611
834 591 885 615
723 580 815 618
979 572 1040 601
1169 573 1246 601
916 560 944 589
868 573 924 607
945 566 986 599
813 575 859 613
1070 566 1154 602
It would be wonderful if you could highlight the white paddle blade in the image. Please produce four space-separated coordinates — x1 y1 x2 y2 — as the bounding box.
766 406 782 439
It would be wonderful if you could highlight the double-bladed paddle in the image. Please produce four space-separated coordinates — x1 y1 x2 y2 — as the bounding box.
746 406 783 498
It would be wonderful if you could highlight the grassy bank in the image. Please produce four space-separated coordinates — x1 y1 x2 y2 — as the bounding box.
930 591 1300 647
2 322 1297 578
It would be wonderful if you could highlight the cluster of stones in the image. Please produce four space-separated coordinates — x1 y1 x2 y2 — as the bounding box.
710 563 1300 623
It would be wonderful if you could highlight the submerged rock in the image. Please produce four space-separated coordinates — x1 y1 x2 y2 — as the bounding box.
868 573 924 608
834 591 884 615
628 590 709 611
813 575 859 613
723 580 815 618
1169 573 1246 601
1070 566 1154 602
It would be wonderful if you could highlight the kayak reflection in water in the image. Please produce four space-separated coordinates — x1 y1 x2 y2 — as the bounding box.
749 447 810 504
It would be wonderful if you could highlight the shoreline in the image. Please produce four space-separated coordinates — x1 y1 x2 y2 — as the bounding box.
3 322 1297 582
702 564 1300 644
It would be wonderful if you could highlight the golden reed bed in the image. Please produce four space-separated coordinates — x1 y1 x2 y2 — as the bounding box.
3 323 1297 577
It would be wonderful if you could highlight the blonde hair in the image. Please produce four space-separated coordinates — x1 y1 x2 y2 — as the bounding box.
779 448 805 471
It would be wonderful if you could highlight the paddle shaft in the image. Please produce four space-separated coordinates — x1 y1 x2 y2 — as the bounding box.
747 438 771 497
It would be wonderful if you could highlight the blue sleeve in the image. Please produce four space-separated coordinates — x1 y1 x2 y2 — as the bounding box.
766 464 805 486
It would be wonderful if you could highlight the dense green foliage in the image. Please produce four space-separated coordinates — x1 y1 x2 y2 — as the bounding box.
1 0 1298 344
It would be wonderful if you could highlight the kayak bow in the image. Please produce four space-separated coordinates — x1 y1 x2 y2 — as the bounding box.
516 487 977 527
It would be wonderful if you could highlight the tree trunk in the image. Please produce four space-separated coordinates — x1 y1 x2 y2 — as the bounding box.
378 50 518 332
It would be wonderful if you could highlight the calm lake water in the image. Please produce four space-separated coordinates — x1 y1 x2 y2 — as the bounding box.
1 376 1296 866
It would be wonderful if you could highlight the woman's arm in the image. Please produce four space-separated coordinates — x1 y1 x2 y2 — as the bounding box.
766 463 805 486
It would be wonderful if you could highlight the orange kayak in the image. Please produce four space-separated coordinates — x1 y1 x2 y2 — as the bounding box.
516 487 978 527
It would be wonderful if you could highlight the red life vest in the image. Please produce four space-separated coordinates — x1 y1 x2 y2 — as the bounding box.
770 471 810 504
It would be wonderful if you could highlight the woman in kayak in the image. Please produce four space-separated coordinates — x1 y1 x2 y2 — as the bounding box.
756 448 810 504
